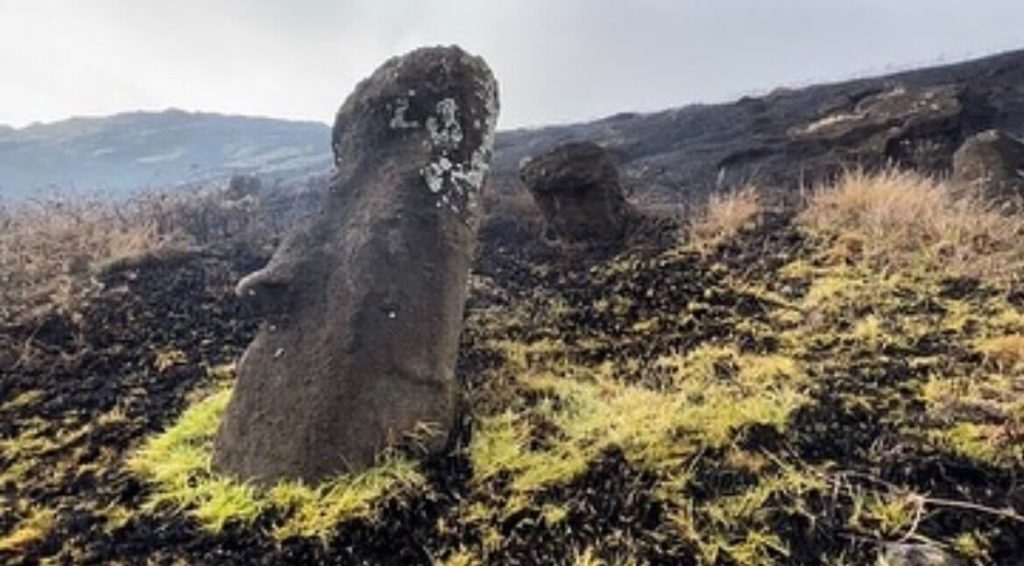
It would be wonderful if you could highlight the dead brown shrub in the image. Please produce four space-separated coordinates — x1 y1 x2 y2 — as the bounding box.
687 186 763 250
0 178 286 323
0 196 177 321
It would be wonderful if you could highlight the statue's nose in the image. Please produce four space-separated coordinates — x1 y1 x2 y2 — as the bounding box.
235 262 293 316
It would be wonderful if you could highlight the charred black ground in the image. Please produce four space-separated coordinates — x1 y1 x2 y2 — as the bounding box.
2 196 1023 564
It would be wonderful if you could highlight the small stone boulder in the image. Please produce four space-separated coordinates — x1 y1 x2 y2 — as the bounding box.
953 129 1024 201
519 142 632 242
881 543 962 566
212 46 499 485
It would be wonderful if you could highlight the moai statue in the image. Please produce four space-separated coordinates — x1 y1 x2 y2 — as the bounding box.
213 46 499 484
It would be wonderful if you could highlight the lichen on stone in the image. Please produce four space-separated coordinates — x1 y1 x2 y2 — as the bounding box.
389 97 419 130
419 84 497 216
425 98 464 148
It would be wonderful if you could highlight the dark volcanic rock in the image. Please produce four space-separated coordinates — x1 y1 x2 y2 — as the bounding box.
212 46 500 484
787 85 965 175
953 129 1024 201
882 543 962 566
519 142 632 242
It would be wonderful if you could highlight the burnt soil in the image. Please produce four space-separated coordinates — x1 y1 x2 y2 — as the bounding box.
2 217 1024 565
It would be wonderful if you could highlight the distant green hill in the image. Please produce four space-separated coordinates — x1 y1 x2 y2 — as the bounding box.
0 109 331 199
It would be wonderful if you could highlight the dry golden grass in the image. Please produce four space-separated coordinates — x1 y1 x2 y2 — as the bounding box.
688 186 762 250
798 169 1024 279
975 334 1024 370
0 182 277 323
0 196 176 321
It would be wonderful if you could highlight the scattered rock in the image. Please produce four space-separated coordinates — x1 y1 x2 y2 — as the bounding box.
519 142 633 242
789 85 965 174
952 129 1024 201
31 311 76 351
881 542 963 566
212 45 500 484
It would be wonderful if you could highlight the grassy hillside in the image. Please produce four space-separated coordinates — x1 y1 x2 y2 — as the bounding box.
1 171 1023 564
0 110 330 199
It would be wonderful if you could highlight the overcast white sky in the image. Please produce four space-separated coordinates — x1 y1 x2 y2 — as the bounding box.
1 0 1022 129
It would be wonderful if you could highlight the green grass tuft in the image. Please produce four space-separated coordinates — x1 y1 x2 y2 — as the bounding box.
129 381 424 539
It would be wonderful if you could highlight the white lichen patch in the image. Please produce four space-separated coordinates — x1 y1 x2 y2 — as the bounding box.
389 97 419 130
449 149 490 211
425 98 464 148
419 86 498 217
423 160 449 193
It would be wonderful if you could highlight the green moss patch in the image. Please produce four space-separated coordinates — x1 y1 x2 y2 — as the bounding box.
128 380 424 540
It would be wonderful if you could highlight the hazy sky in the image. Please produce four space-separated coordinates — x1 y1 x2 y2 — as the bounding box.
1 0 1022 129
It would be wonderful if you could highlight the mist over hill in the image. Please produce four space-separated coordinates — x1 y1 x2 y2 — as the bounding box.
0 110 331 199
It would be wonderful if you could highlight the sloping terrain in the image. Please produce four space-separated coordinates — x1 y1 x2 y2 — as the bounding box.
2 47 1024 565
492 48 1024 201
3 48 1023 202
2 172 1022 564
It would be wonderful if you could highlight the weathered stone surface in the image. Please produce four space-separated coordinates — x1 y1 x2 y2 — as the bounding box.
212 46 499 484
788 85 965 174
518 142 632 242
953 129 1024 201
881 543 962 566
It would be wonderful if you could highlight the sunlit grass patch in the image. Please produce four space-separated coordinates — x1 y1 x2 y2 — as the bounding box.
848 490 923 539
128 386 261 531
951 530 993 562
128 381 424 540
0 505 55 553
460 332 815 564
470 410 537 482
923 374 1024 465
0 427 56 461
937 422 1015 465
0 417 95 486
668 458 828 565
703 463 825 527
268 458 423 540
921 366 1024 467
777 252 958 357
990 306 1024 332
468 342 809 500
0 390 44 413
